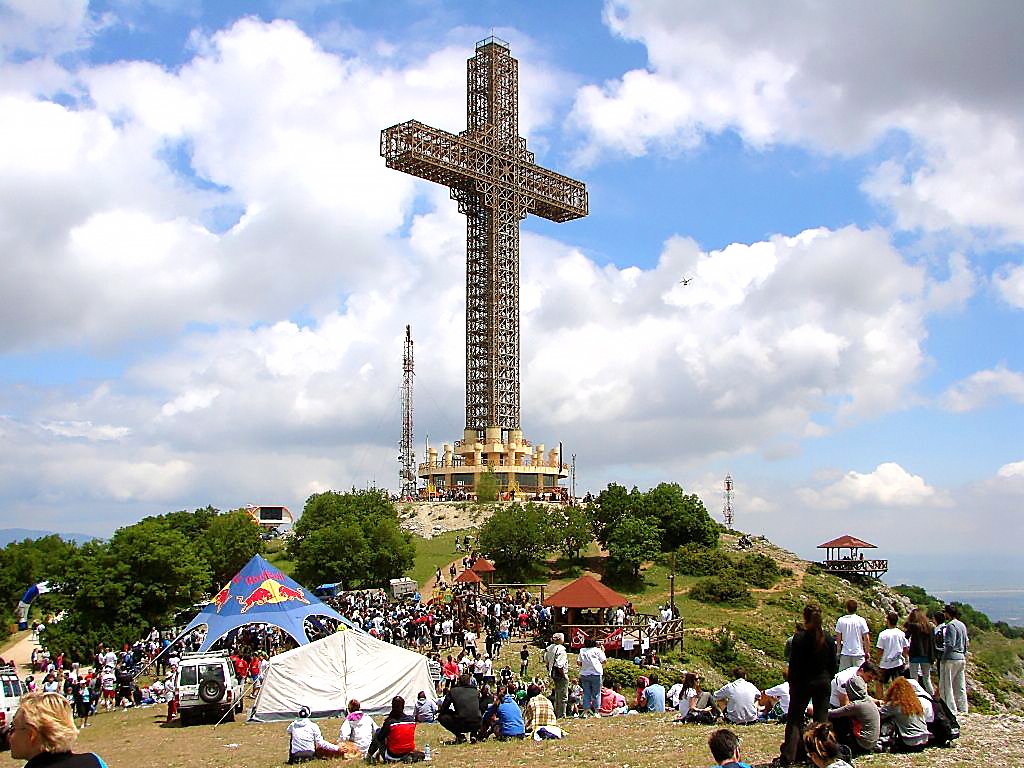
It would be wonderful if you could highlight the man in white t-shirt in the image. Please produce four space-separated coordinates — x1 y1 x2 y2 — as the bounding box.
713 667 760 725
762 681 791 716
834 599 871 670
875 611 910 683
829 661 880 707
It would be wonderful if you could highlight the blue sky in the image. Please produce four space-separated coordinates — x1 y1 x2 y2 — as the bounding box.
1 0 1023 589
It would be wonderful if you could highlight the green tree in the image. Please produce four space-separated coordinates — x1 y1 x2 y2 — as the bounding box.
205 510 265 588
476 467 499 503
478 503 552 579
605 515 660 579
44 519 211 659
548 505 593 560
641 483 719 551
588 483 642 548
289 490 414 589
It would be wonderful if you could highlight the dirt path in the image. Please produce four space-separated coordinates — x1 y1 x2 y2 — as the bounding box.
421 555 466 602
1 630 39 673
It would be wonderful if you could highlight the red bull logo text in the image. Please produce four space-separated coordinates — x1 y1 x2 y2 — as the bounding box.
236 578 310 614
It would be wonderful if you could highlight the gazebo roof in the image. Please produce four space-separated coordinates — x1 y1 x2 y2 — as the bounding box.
542 574 628 609
818 535 876 549
454 569 482 583
471 557 496 573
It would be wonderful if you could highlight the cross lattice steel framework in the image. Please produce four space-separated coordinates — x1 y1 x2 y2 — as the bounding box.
381 37 588 434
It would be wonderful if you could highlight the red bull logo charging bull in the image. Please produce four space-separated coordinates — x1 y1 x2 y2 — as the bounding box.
210 583 233 613
237 578 310 614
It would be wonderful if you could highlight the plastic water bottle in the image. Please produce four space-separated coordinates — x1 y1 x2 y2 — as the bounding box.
423 744 432 761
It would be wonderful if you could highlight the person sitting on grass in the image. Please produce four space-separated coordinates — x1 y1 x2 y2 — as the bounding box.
478 686 525 741
523 683 558 733
879 677 930 753
638 672 667 713
366 696 418 762
413 691 437 723
599 684 628 716
8 691 109 768
287 706 340 763
437 673 482 744
713 668 760 725
826 673 879 755
706 727 752 768
802 722 855 768
336 699 377 760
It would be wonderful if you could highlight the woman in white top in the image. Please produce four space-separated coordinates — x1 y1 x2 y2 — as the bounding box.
676 672 699 719
577 637 606 715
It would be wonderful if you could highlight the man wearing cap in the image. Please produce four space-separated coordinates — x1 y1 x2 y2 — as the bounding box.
827 674 880 755
543 633 569 718
287 706 338 763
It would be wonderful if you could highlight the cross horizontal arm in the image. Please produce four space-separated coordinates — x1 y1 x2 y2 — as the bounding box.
381 120 588 222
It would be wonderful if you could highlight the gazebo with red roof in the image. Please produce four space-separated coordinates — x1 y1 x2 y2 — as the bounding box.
470 557 496 585
454 568 482 591
817 535 887 578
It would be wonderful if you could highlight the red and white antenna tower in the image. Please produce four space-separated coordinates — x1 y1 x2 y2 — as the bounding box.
399 325 416 499
723 473 734 529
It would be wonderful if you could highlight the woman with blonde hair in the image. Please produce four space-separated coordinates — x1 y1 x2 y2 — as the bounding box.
802 722 854 768
880 676 930 752
7 692 108 767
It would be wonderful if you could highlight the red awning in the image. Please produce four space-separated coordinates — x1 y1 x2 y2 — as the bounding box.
471 558 496 573
454 569 482 583
542 574 628 609
818 535 876 549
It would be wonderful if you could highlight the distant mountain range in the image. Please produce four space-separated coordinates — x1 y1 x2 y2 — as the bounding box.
0 528 98 546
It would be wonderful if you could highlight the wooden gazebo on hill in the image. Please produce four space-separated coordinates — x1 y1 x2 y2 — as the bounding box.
454 568 482 591
818 535 888 578
543 575 684 653
470 557 496 585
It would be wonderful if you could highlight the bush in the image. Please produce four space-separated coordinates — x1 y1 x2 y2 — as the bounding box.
601 658 644 690
709 627 739 668
675 545 733 576
736 552 782 589
690 576 753 606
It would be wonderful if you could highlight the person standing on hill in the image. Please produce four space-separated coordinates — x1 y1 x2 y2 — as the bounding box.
875 612 909 684
903 609 934 694
834 600 870 671
940 604 969 715
543 633 569 718
780 604 838 766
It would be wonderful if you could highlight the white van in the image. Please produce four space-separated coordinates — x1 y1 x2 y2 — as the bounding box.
175 652 245 726
0 665 23 730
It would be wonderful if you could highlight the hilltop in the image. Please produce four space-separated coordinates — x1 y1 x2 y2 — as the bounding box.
389 501 1024 713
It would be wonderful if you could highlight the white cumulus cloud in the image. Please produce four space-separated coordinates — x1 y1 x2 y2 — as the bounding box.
797 462 951 510
941 365 1024 412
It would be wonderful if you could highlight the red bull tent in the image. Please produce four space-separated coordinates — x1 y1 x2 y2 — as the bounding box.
178 555 357 653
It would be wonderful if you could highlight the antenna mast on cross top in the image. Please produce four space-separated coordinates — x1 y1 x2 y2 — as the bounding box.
723 473 734 530
400 325 416 500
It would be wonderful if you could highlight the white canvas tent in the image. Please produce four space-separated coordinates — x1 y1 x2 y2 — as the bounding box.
250 629 437 721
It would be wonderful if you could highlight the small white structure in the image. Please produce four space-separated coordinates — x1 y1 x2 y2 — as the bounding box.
245 505 293 529
389 577 417 599
251 629 436 720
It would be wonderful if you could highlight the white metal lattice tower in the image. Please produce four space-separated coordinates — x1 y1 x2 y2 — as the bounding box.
399 325 416 499
723 473 734 529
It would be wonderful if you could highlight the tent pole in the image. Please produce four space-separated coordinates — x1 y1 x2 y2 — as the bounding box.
213 677 255 729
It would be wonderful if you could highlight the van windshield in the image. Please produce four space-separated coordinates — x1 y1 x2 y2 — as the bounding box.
2 679 21 697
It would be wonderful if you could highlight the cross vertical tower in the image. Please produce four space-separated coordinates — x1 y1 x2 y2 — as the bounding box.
381 37 587 439
399 325 415 500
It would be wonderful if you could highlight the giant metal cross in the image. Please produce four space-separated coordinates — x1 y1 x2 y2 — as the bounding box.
381 36 588 435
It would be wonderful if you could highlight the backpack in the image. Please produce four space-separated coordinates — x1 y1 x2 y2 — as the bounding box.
923 692 960 746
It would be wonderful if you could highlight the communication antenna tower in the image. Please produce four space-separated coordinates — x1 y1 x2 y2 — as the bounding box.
399 325 416 499
723 473 734 529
